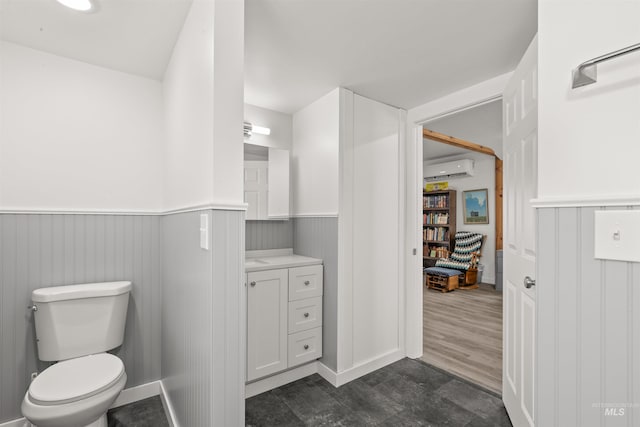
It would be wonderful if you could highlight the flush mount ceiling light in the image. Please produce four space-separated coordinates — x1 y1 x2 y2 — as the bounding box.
55 0 95 12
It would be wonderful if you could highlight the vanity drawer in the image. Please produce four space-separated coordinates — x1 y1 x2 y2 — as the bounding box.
287 327 322 368
288 297 322 333
288 265 323 301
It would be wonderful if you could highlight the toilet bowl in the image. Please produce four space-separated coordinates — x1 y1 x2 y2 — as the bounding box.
21 281 131 427
22 353 127 427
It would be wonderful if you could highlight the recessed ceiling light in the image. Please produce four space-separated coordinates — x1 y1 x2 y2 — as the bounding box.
55 0 94 12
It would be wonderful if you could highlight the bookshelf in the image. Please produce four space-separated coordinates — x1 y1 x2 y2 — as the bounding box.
423 190 456 267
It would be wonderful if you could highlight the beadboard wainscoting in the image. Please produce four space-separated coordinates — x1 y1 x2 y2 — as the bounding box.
246 220 293 250
0 214 162 423
537 206 640 426
293 217 339 371
162 210 244 427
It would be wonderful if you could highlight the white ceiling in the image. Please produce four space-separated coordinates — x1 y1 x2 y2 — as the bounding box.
1 0 536 113
245 0 537 114
423 100 502 161
0 0 192 80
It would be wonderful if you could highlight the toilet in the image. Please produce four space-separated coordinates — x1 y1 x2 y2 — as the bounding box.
21 281 132 427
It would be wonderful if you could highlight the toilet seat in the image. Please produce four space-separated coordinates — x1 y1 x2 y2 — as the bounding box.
29 354 124 406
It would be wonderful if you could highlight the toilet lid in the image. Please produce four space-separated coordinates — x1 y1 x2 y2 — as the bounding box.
29 354 125 405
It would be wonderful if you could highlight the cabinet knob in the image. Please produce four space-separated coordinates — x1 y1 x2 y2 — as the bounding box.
250 281 256 287
304 280 310 286
304 312 309 318
304 344 309 350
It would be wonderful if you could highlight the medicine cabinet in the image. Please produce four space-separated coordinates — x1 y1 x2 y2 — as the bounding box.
244 143 290 219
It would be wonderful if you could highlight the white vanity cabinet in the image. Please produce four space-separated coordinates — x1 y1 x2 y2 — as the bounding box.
246 260 323 383
246 268 288 381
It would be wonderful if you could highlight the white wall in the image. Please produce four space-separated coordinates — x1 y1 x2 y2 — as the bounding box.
244 104 292 150
291 88 340 216
538 0 640 202
0 42 164 212
163 1 214 211
349 93 403 365
335 90 405 378
407 73 511 125
161 1 245 426
211 0 244 208
536 1 640 425
163 0 244 211
423 154 496 284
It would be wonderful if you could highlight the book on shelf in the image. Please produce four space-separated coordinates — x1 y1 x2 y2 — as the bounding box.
423 194 450 209
427 246 450 259
425 226 449 241
424 212 449 225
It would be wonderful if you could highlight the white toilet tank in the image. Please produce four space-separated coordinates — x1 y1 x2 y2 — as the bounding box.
31 281 132 361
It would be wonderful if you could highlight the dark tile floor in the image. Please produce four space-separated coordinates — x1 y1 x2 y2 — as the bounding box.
107 396 170 427
246 358 513 427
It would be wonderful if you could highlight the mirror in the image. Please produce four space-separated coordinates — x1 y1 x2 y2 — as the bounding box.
244 143 290 220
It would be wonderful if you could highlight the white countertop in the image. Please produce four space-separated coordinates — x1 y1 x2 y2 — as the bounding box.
245 248 322 272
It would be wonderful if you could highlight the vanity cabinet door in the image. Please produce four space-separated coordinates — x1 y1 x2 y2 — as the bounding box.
246 268 288 381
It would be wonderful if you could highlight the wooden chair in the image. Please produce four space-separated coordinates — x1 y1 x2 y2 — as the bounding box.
426 232 485 290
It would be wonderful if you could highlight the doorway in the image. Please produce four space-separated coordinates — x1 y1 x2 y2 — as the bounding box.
420 100 504 394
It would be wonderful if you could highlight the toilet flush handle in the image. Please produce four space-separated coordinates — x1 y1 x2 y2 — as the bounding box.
28 304 37 312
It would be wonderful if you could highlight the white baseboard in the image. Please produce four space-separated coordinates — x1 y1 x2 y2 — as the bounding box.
0 381 164 427
111 381 160 408
0 418 31 427
245 362 319 398
316 362 339 386
159 381 179 427
318 349 405 387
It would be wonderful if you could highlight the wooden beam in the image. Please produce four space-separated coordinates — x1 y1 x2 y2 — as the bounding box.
495 158 503 250
422 127 504 250
423 128 496 157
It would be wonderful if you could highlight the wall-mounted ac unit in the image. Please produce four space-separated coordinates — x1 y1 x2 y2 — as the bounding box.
424 159 474 182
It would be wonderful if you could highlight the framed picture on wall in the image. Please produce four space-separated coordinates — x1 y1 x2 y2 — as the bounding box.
463 189 489 224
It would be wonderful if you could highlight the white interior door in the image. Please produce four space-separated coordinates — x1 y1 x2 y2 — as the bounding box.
503 35 538 427
244 160 268 220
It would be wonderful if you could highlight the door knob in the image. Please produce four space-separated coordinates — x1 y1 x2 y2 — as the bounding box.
524 276 536 289
250 281 256 287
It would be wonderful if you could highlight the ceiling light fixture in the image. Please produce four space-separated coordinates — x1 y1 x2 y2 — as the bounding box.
243 122 271 138
55 0 94 12
252 125 271 136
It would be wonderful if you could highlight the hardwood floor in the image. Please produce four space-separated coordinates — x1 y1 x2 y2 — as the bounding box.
422 282 503 394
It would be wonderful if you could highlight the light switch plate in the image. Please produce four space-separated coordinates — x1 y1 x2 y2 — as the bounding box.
200 213 209 250
594 210 640 262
